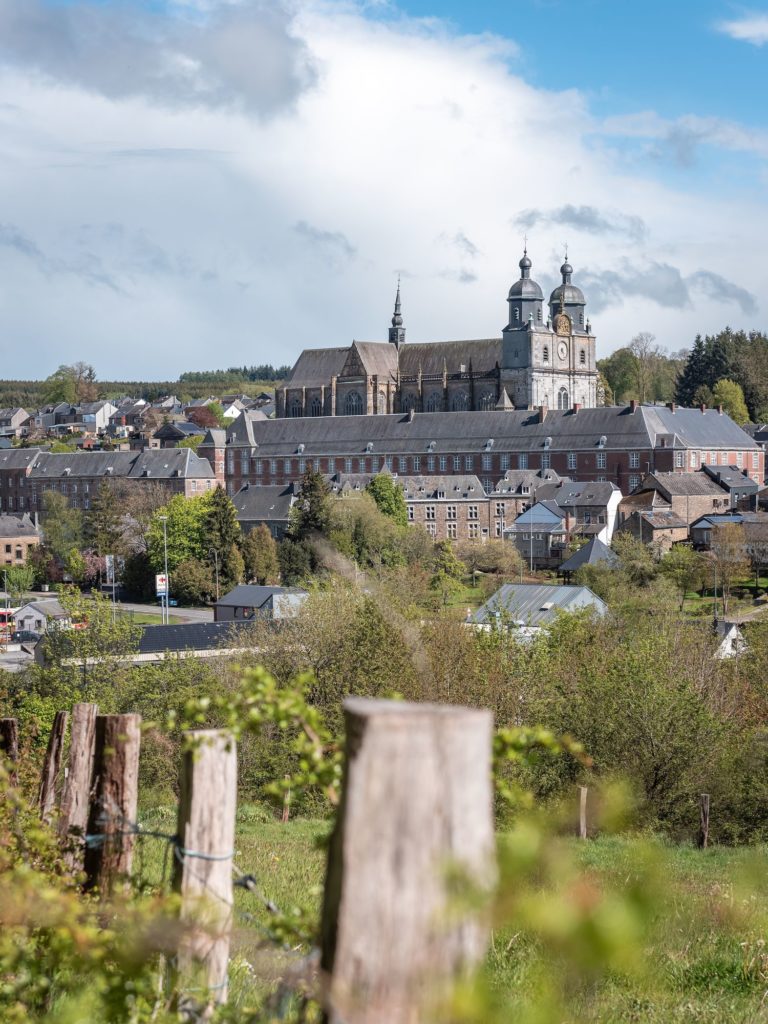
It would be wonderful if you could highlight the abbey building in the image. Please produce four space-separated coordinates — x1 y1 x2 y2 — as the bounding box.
277 253 600 418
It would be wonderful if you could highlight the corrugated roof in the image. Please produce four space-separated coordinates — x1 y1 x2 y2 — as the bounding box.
473 583 606 626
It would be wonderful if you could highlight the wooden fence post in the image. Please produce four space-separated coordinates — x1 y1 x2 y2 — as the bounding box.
0 718 19 784
83 713 141 895
320 698 495 1024
172 730 237 1009
698 793 710 849
282 774 291 824
38 710 68 822
579 785 588 840
59 703 98 870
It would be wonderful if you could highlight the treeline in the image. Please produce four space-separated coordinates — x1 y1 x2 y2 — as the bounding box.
179 364 290 384
0 378 276 409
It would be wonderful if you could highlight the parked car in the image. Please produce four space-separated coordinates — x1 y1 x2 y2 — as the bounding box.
11 630 42 643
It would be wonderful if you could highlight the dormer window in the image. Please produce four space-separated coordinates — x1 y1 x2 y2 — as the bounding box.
366 442 374 453
544 436 552 449
598 435 607 449
297 443 305 453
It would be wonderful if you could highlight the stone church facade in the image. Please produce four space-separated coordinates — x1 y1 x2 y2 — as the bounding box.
276 252 600 418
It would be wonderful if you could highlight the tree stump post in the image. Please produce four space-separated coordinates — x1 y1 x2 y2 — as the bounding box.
698 793 711 849
172 730 238 1010
38 710 68 822
83 713 141 895
0 718 19 785
321 698 496 1024
59 703 98 870
579 785 588 840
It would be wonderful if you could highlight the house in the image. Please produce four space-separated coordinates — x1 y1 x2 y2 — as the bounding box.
490 468 567 518
616 508 690 551
79 401 117 434
152 421 206 449
14 598 70 633
0 513 41 565
558 537 619 579
701 464 760 510
690 512 754 549
0 408 30 438
471 582 607 638
233 483 297 539
213 585 308 623
504 501 568 568
618 470 731 530
132 622 258 663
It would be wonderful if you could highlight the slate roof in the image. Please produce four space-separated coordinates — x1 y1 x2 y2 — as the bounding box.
473 583 607 626
16 598 68 620
535 480 620 507
349 342 399 380
233 484 295 523
701 465 760 492
397 339 501 377
285 347 349 387
215 585 300 609
632 510 689 529
492 469 566 494
559 537 619 573
225 405 757 457
0 513 40 538
137 621 249 655
640 471 729 497
396 475 485 499
21 448 215 481
0 448 43 471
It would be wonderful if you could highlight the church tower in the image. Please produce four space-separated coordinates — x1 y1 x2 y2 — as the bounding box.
388 278 405 348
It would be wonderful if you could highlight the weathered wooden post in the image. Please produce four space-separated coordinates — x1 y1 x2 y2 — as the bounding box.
172 730 237 1009
83 713 141 895
59 703 98 870
282 773 291 824
321 698 495 1024
579 785 588 840
0 717 19 784
698 793 711 849
38 710 68 822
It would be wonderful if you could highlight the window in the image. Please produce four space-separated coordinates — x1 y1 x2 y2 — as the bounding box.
542 345 549 363
451 391 469 411
411 456 419 472
597 476 606 483
370 458 378 471
468 505 479 520
298 459 306 474
254 459 262 474
482 454 492 471
720 451 728 465
241 454 249 473
289 400 303 418
398 457 408 472
284 459 292 474
596 452 606 469
426 392 442 412
629 475 640 491
447 523 457 540
427 456 435 471
567 452 577 470
737 451 743 467
345 458 352 473
313 459 320 472
15 547 22 561
328 458 336 473
464 455 473 471
518 453 528 469
439 456 447 471
344 391 363 416
541 453 551 469
557 387 569 410
310 396 322 417
4 544 9 554
495 502 505 517
690 450 698 468
500 454 510 471
447 505 457 520
675 451 684 468
227 453 235 473
468 523 479 539
480 392 496 411
580 349 586 364
358 458 366 473
270 459 277 474
426 506 436 520
407 506 414 521
453 455 461 471
378 390 387 413
629 452 640 469
753 452 759 468
385 456 393 470
426 523 436 537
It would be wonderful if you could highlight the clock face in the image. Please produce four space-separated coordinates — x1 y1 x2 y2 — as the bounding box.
558 342 568 361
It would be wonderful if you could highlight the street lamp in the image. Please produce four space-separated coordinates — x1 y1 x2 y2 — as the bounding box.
209 548 220 602
158 515 169 625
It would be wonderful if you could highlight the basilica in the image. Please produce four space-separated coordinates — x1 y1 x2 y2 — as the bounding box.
276 252 600 418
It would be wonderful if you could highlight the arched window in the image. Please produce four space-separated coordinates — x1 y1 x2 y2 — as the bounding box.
542 345 549 363
557 387 569 410
401 392 417 412
289 399 303 418
579 312 584 325
580 349 586 365
513 308 520 323
377 390 387 413
310 396 322 417
479 391 496 411
537 306 542 321
425 391 443 412
344 391 363 416
451 391 469 411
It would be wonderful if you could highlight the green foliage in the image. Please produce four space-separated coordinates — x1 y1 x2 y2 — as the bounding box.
242 525 280 584
431 540 467 606
327 492 408 571
659 544 707 608
676 327 768 420
146 492 215 574
39 587 142 676
40 490 83 565
712 377 750 424
85 480 124 556
171 557 214 604
176 434 203 451
290 468 331 538
2 563 35 601
205 485 243 591
366 474 408 526
278 537 314 585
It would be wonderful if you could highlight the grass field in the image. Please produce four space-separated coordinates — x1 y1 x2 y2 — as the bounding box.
134 806 768 1021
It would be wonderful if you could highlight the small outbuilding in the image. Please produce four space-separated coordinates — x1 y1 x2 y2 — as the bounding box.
471 582 607 639
214 584 308 623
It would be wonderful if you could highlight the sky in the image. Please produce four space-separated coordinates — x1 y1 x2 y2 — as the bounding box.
0 0 766 380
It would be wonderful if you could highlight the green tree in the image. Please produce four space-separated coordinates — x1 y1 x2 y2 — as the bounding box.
659 544 707 609
278 537 313 584
206 485 243 591
366 475 408 527
146 492 213 574
43 361 98 404
242 525 280 584
2 563 35 602
40 491 83 565
430 540 466 607
85 480 123 556
629 332 662 404
675 335 708 406
176 435 203 452
171 558 214 605
709 523 749 615
290 468 331 538
712 378 750 425
598 347 638 404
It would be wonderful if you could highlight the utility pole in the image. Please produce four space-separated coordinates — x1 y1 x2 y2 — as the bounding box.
159 515 169 624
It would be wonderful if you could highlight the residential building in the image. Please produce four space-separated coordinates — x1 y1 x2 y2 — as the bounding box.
0 513 41 565
471 582 607 638
617 470 732 533
616 508 689 551
213 585 308 623
277 253 599 418
233 483 297 539
15 598 70 633
701 464 761 509
0 408 30 438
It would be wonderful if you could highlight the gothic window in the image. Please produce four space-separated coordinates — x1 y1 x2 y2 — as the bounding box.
580 349 586 365
426 391 442 412
289 399 303 418
542 345 549 363
451 391 469 411
310 396 322 417
344 391 363 416
479 392 495 411
557 387 569 410
377 390 387 413
401 392 417 412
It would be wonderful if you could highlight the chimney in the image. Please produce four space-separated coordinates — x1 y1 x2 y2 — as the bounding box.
538 404 548 423
717 404 724 415
700 403 707 413
572 402 582 414
629 399 638 414
667 402 676 414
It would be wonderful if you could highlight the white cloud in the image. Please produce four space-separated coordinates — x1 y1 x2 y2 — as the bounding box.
717 13 768 46
0 0 765 379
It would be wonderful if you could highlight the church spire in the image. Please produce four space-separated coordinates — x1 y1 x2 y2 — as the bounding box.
388 275 405 348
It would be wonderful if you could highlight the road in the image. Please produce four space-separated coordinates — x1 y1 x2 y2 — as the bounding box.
117 601 214 624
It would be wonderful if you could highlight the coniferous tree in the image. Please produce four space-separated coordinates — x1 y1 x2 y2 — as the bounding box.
675 335 708 406
291 468 331 538
205 485 243 591
86 480 123 556
242 525 280 584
